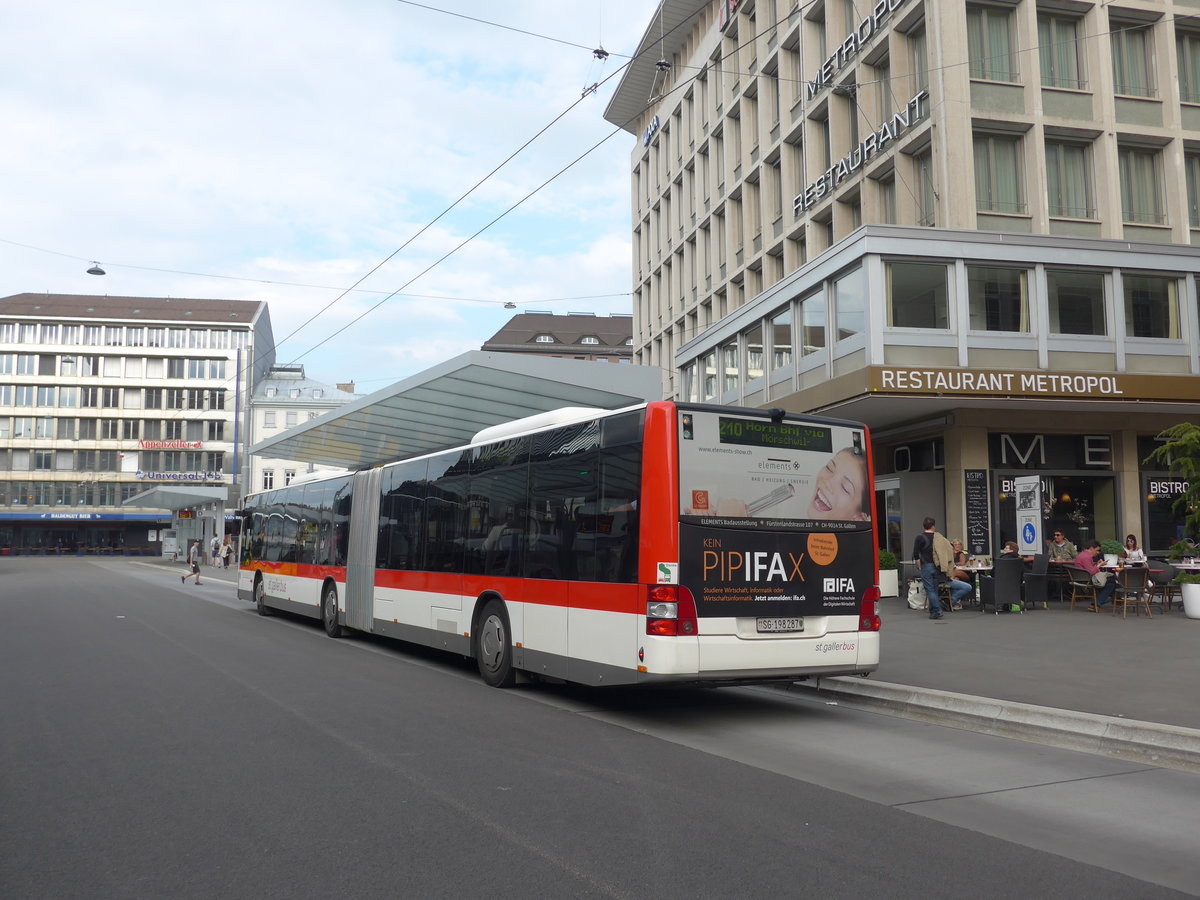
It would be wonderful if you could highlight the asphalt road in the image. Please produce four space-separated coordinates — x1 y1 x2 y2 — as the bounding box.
1 558 1196 899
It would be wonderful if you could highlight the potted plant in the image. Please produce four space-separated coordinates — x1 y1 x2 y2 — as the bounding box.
1172 571 1200 619
877 549 899 598
1099 539 1125 567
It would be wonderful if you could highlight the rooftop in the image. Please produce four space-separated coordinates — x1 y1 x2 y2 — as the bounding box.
0 293 265 325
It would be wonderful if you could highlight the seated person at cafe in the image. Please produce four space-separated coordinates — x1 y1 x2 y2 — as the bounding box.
1123 533 1147 566
1073 539 1118 610
999 540 1019 558
1047 530 1078 564
950 539 971 582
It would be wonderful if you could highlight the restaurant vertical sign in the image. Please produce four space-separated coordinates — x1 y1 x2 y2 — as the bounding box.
964 469 990 557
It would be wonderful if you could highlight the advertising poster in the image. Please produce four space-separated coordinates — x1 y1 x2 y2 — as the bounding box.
676 411 872 618
964 469 990 556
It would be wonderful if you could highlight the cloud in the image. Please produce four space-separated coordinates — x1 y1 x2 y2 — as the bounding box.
0 0 649 384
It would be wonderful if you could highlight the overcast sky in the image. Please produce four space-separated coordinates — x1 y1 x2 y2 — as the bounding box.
0 0 652 391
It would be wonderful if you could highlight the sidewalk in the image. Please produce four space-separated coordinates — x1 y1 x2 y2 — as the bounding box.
788 595 1200 771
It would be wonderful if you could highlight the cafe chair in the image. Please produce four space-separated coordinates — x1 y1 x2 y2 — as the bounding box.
1112 566 1152 618
990 555 1024 614
1146 563 1181 613
937 579 959 612
1022 553 1051 610
1064 565 1098 611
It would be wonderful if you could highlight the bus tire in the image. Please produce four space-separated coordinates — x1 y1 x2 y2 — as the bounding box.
322 583 344 638
475 600 516 688
254 576 271 616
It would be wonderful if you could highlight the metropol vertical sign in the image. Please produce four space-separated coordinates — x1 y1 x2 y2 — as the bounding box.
794 0 924 213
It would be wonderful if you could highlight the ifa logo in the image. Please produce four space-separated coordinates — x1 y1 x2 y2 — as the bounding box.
823 577 855 593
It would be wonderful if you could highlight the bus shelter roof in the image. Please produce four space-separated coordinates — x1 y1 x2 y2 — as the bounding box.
250 351 666 471
122 484 228 511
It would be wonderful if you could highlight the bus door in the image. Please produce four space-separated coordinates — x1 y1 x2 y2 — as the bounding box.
346 467 384 632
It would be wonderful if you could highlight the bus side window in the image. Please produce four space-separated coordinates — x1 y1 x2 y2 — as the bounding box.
596 444 642 583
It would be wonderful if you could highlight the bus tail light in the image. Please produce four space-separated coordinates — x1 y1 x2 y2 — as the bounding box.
646 585 698 636
859 586 881 632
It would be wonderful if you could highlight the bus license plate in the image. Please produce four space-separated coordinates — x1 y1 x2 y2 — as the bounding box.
757 617 804 633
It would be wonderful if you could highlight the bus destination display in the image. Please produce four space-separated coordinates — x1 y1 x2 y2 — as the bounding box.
717 417 833 453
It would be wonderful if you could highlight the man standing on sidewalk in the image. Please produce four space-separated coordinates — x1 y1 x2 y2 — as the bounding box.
913 516 971 619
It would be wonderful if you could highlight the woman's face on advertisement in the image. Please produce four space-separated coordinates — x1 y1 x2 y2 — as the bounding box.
807 449 867 520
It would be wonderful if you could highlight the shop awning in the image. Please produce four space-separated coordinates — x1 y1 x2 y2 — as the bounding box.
250 351 666 471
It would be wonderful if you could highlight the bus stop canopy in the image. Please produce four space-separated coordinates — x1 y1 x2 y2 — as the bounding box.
122 485 228 510
250 351 666 471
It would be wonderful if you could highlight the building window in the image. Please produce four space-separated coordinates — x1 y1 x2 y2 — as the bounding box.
262 470 275 491
580 336 600 345
720 341 738 394
888 262 948 328
833 268 865 343
34 451 52 470
624 338 633 346
915 150 935 226
284 469 296 486
101 387 120 407
534 334 555 343
973 133 1023 213
1039 15 1084 89
35 417 54 438
702 351 717 400
15 386 34 407
968 266 1028 332
164 420 182 440
285 411 298 428
312 389 323 399
769 309 792 370
1186 154 1200 228
1046 140 1094 218
1179 32 1200 103
1118 147 1164 224
799 292 826 355
207 420 225 441
289 389 300 399
1048 269 1106 335
967 5 1016 82
122 420 139 440
745 324 763 381
1123 274 1179 338
910 25 928 92
265 387 277 398
264 410 276 428
1111 21 1155 97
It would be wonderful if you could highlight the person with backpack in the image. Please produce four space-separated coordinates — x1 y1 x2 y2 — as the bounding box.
912 516 971 619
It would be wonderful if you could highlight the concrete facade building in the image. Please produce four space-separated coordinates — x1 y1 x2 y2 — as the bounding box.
0 294 272 552
606 0 1200 556
248 364 357 493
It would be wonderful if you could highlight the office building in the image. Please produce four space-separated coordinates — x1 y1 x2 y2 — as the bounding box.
606 0 1200 554
0 293 272 552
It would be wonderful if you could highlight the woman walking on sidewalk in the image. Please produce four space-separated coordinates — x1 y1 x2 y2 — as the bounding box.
182 539 203 585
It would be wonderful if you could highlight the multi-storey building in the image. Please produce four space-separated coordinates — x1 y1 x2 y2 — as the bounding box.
607 0 1200 556
248 364 357 493
480 311 634 362
0 294 272 552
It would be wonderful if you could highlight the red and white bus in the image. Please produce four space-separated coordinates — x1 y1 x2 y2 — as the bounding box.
238 401 880 687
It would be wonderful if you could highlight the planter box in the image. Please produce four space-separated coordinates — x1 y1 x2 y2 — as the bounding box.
878 568 899 598
1182 582 1200 620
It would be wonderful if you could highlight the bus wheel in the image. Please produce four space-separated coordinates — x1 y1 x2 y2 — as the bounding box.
254 576 271 616
476 600 516 688
322 584 344 638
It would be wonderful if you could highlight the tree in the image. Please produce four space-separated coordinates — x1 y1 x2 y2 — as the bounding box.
1146 422 1200 546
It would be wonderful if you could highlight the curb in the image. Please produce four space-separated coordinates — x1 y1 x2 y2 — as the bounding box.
784 677 1200 774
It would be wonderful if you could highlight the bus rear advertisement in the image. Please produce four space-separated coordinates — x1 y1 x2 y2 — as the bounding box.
239 401 880 687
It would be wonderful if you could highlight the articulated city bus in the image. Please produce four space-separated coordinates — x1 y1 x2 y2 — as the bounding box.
238 401 880 687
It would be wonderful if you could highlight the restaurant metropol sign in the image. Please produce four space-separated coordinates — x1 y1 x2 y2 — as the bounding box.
868 366 1200 401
